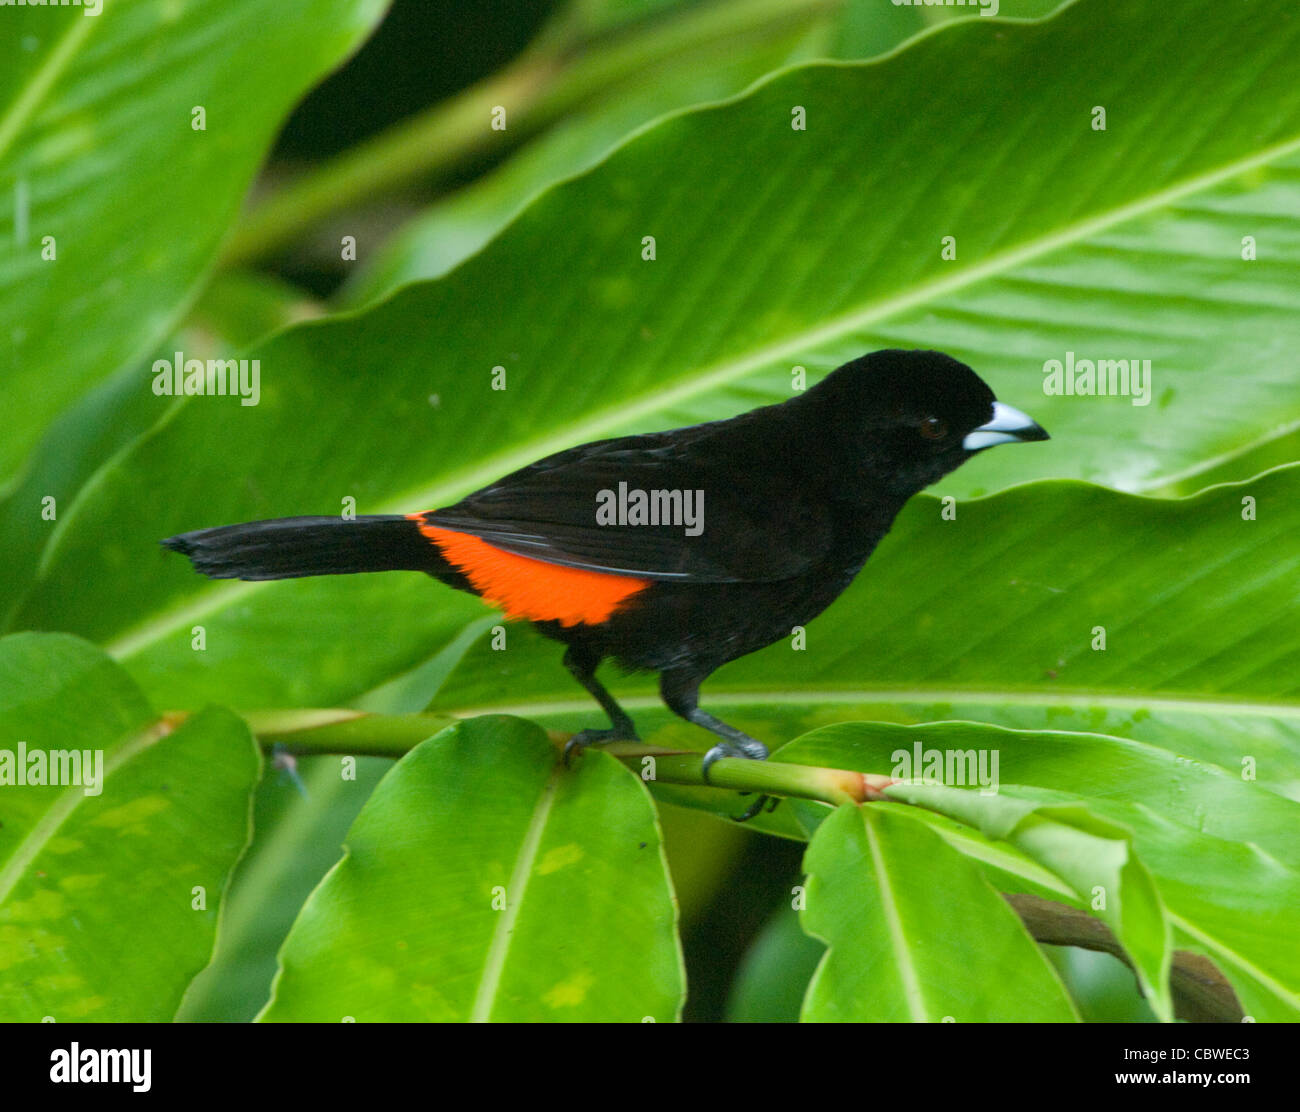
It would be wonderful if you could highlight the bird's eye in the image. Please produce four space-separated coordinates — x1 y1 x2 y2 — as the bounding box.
919 416 948 440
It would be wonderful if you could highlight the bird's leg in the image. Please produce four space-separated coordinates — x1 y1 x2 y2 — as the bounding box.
658 671 769 782
562 645 639 765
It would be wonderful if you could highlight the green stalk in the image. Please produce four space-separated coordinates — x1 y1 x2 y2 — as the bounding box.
637 751 873 806
221 0 840 265
224 707 889 806
244 707 456 758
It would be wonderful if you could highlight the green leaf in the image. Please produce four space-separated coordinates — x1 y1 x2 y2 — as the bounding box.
829 0 928 58
727 900 825 1022
780 720 1300 870
0 632 258 1021
571 0 698 36
344 0 1068 303
260 716 683 1021
1113 807 1299 1023
0 269 319 631
177 754 391 1022
800 804 1079 1021
340 24 808 304
178 271 323 354
883 783 1173 1020
1043 945 1155 1022
0 0 388 487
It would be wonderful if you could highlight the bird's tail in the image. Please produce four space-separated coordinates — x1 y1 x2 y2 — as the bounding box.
161 515 443 581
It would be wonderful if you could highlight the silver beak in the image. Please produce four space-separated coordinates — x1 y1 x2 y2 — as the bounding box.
963 401 1050 451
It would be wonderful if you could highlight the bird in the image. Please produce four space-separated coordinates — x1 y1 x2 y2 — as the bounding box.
162 349 1048 780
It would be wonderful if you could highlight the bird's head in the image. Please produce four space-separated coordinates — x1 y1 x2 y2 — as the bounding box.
813 349 1049 499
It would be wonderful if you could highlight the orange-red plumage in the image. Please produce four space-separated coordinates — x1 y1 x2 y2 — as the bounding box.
410 518 648 627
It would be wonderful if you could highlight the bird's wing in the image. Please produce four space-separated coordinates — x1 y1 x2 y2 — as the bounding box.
420 432 831 583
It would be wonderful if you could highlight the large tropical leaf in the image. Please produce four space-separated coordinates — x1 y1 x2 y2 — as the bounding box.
341 0 1064 302
0 0 388 488
177 753 390 1021
260 716 683 1021
0 633 258 1021
800 803 1079 1021
0 270 320 632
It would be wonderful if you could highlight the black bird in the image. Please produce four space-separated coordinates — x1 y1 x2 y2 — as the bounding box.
163 349 1048 776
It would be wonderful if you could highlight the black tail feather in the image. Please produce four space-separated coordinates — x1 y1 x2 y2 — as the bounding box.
161 515 442 581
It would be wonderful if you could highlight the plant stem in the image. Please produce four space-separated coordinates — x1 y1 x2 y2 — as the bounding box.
227 706 889 804
243 707 456 758
1006 893 1243 1023
630 750 885 806
221 0 840 265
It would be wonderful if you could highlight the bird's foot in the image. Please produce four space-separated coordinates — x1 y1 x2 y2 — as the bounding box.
563 726 639 767
732 793 782 823
700 737 773 820
700 737 769 782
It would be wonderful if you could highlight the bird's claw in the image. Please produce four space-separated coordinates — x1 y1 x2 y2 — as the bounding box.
700 738 769 783
732 794 782 823
700 738 775 820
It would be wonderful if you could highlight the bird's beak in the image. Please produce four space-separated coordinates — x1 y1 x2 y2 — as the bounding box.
963 401 1050 451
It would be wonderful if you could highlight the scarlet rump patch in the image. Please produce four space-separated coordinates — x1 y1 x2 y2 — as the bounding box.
410 518 649 627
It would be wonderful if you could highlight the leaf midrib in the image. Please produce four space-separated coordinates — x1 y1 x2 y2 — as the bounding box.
0 716 171 907
468 765 560 1022
0 13 102 166
864 811 929 1021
